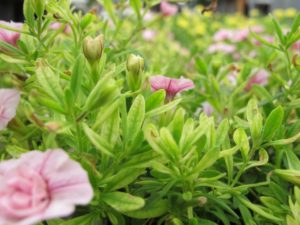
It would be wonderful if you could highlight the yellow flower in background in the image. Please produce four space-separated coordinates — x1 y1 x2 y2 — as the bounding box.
250 8 260 17
273 9 284 19
194 23 207 35
285 8 297 18
211 22 221 30
225 15 241 26
195 5 204 13
177 18 189 29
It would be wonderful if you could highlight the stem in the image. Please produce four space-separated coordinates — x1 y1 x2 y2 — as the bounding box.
42 221 48 225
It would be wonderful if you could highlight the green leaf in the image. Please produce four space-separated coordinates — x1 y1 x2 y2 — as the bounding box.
71 54 85 100
233 128 249 159
124 199 168 219
250 31 279 50
130 0 142 18
146 90 166 112
23 0 35 28
103 168 144 191
265 132 300 146
216 119 229 147
271 15 285 44
36 63 64 105
246 98 262 141
237 196 282 222
160 128 180 157
59 214 95 225
262 106 284 140
191 147 219 176
127 95 145 143
291 13 300 34
102 192 145 212
195 57 208 75
146 99 181 118
82 123 114 157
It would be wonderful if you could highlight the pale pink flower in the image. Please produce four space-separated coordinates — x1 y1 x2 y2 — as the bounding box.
0 21 22 47
50 22 71 35
142 29 157 41
0 149 93 225
150 75 194 100
245 69 269 91
253 35 274 46
202 102 214 116
213 29 233 42
208 43 236 54
227 71 238 86
160 1 178 17
232 29 249 42
250 25 264 33
0 89 20 131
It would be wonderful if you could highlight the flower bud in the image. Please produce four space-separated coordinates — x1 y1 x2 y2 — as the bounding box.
127 54 144 75
274 169 300 186
34 0 45 18
83 35 104 63
126 54 144 91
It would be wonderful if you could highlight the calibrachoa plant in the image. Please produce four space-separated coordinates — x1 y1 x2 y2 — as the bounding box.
0 0 300 224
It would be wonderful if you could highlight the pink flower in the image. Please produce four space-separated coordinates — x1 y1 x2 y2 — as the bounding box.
292 41 300 51
208 43 236 54
253 35 274 46
232 29 249 42
142 29 157 41
50 22 71 35
150 75 194 100
227 71 238 86
213 29 233 42
0 149 93 225
160 1 178 17
0 89 20 131
0 21 22 47
245 69 269 91
202 102 214 116
250 25 264 33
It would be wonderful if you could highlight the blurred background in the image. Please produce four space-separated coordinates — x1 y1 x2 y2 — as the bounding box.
0 0 300 22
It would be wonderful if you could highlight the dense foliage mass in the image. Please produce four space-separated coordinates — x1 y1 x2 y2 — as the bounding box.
0 0 300 224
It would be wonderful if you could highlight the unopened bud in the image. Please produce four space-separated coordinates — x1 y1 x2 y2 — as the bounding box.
126 54 145 91
198 196 207 206
45 122 61 132
83 35 104 63
274 169 300 186
127 54 144 75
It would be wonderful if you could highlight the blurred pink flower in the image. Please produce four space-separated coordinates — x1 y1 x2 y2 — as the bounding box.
245 69 269 91
213 29 233 42
227 71 238 86
253 35 274 46
233 29 249 42
160 1 178 17
292 41 300 51
202 102 214 116
150 75 194 100
0 149 93 225
0 89 20 131
208 43 236 54
50 22 71 35
250 25 264 33
142 29 157 41
0 21 22 47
